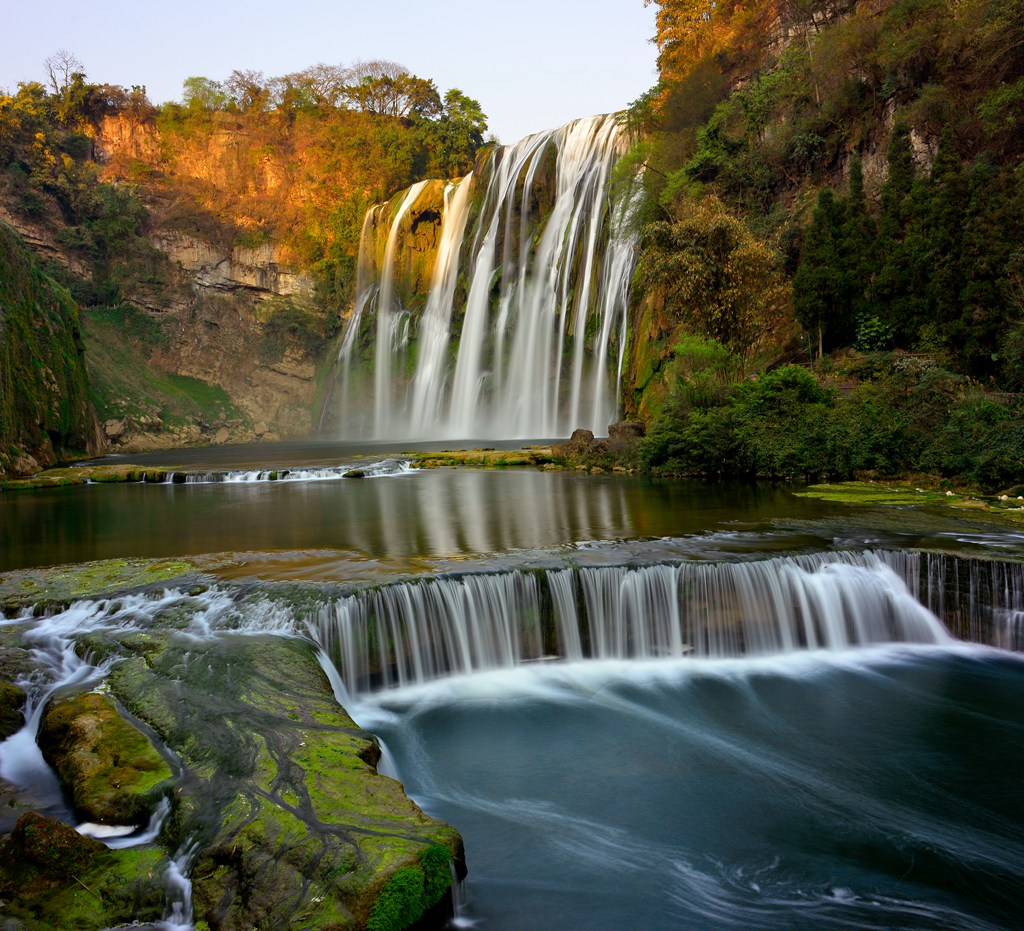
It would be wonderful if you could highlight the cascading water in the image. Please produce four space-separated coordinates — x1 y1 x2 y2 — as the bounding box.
305 551 961 697
333 113 640 440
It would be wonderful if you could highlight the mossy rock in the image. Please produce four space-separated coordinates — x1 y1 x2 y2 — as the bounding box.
106 634 463 930
410 447 553 469
8 810 104 876
0 678 27 740
37 691 174 825
0 813 166 930
0 557 202 615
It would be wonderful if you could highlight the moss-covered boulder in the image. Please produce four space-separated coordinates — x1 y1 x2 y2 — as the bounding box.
0 678 26 739
37 691 174 825
0 812 166 930
8 810 104 876
107 634 464 930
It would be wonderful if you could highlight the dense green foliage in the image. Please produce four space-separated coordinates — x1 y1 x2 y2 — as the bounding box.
794 129 1024 374
642 337 1024 487
637 0 1024 381
0 220 96 472
633 0 1024 486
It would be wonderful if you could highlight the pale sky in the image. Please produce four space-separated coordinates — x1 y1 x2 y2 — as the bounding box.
1 0 658 144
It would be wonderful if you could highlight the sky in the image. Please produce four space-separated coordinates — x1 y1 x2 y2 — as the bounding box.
1 0 658 144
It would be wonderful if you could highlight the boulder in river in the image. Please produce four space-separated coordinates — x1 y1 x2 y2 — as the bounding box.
37 691 173 826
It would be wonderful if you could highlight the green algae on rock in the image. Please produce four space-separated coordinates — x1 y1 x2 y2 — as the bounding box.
37 691 174 825
0 678 26 740
106 633 464 930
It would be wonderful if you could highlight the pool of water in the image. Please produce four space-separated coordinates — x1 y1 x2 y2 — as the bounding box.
359 647 1024 930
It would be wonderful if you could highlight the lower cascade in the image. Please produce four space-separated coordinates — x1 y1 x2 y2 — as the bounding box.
308 551 956 696
331 113 640 440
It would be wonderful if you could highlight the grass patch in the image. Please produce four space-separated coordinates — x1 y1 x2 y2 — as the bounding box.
81 310 242 427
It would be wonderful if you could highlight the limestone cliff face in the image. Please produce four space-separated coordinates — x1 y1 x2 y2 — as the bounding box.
150 230 313 298
76 113 326 444
0 221 102 476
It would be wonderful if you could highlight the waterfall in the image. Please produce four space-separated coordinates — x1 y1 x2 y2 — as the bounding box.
14 551 1021 702
305 552 962 697
333 113 639 440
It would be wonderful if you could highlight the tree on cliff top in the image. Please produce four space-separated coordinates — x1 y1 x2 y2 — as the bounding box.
341 61 442 119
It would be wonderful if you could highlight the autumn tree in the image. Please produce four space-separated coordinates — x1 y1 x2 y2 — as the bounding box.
225 69 270 111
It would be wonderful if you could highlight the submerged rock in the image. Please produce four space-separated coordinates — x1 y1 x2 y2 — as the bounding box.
37 691 174 825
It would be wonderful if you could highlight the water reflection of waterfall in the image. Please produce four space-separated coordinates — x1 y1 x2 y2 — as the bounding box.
333 113 640 440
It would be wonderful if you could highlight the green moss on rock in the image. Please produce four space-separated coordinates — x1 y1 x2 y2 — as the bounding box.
0 677 26 739
37 691 174 825
105 634 463 930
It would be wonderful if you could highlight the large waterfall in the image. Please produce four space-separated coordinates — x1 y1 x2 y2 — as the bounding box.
332 113 639 440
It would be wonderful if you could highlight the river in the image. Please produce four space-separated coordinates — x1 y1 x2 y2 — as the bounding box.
2 442 1023 929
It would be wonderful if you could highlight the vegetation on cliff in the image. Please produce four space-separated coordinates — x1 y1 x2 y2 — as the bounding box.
629 0 1024 484
0 220 99 474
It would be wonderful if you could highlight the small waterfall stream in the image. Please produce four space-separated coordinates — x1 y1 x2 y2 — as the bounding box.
333 113 639 440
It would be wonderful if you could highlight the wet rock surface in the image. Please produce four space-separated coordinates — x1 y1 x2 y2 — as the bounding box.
37 691 173 826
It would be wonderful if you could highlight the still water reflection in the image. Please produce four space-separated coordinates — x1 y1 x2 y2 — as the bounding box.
1 470 838 574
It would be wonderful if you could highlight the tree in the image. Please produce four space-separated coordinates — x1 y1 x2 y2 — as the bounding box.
44 49 83 98
225 69 270 112
645 1 720 79
341 61 441 118
423 89 488 176
794 190 846 358
274 63 348 109
636 195 790 356
182 76 228 111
